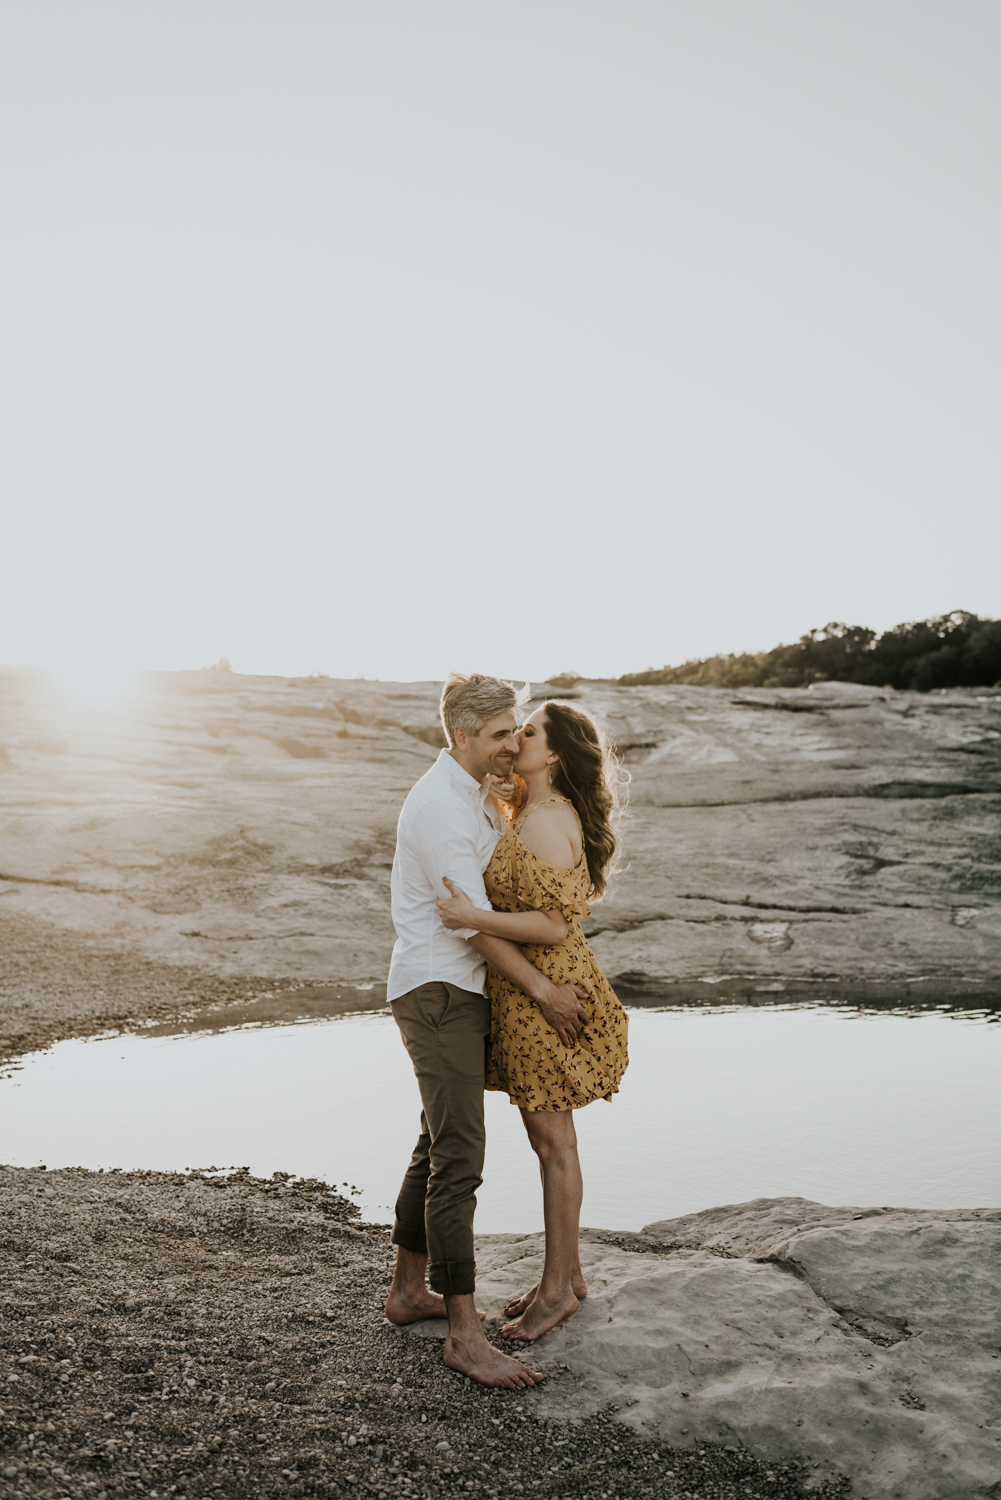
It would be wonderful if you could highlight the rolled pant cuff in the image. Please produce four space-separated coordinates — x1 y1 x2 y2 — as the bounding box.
428 1259 476 1296
392 1220 428 1255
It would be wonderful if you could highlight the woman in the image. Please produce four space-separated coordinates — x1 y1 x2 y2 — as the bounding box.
436 699 628 1342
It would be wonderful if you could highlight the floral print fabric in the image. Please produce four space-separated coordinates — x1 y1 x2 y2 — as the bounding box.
484 797 629 1112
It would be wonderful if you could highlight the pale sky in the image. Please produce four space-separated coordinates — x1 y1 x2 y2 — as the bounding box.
1 1 998 693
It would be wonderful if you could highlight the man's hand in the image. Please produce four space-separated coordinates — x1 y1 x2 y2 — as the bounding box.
535 982 589 1049
467 933 588 1048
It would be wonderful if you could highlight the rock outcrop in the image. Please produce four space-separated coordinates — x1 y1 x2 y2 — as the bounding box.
400 1198 1001 1500
1 669 999 1054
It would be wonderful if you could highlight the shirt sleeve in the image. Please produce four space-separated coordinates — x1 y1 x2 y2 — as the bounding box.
410 797 493 941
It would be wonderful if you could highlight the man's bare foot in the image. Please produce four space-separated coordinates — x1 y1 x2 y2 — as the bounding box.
385 1288 488 1326
503 1271 587 1319
384 1286 447 1326
500 1289 579 1343
444 1332 545 1389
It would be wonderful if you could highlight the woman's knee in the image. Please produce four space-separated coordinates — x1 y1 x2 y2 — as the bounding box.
524 1118 577 1165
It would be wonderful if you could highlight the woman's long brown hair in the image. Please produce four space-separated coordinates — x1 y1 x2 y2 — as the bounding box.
542 700 624 900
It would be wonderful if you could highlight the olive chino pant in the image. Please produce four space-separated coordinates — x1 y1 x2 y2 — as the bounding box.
391 981 491 1297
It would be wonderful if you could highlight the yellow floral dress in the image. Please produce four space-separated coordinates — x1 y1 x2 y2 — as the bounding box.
484 796 629 1112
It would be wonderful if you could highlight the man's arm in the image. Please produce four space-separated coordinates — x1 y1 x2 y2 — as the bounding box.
469 933 588 1048
410 799 494 940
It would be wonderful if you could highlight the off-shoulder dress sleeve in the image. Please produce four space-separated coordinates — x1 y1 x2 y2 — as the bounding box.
500 847 590 922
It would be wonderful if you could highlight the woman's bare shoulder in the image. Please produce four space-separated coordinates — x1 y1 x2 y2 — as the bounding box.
519 802 581 868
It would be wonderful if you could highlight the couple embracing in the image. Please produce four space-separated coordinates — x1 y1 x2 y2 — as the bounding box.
382 673 628 1389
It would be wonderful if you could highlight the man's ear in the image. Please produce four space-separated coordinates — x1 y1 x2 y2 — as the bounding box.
452 726 468 753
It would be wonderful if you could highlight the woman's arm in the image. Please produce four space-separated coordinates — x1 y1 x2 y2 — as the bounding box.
437 878 569 945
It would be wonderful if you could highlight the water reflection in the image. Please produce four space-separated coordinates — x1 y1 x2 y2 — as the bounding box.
2 1005 999 1231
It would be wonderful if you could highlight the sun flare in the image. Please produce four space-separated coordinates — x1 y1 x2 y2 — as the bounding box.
52 658 141 706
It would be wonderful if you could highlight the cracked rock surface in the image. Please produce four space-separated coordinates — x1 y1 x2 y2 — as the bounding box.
2 670 1000 1060
0 1166 848 1500
433 1200 999 1500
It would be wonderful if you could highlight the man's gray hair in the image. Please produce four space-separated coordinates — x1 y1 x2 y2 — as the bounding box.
439 672 529 748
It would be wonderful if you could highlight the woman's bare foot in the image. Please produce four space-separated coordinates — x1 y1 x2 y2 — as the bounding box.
444 1331 545 1389
500 1288 579 1342
502 1271 587 1319
384 1285 447 1325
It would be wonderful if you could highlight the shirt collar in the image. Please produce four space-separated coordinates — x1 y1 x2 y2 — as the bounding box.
437 748 482 796
437 750 503 829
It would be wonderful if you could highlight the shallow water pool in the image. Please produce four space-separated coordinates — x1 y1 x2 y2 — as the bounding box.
2 1005 998 1230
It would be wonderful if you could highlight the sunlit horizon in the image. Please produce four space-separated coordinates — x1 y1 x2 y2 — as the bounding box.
5 594 1001 706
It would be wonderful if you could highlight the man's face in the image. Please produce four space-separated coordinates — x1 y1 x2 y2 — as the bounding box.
455 711 519 781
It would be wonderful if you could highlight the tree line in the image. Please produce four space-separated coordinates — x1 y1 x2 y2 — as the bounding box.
613 611 1001 692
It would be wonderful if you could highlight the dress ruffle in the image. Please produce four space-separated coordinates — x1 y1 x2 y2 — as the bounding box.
489 853 591 923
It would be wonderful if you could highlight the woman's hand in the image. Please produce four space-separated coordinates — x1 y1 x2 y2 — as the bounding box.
483 772 516 803
437 877 483 931
483 771 528 822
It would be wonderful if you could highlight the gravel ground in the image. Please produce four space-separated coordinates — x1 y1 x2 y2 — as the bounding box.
0 1166 849 1500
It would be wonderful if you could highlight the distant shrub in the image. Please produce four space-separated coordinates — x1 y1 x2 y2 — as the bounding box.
619 612 1001 692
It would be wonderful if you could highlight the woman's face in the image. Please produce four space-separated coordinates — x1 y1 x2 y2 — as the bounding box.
514 707 556 777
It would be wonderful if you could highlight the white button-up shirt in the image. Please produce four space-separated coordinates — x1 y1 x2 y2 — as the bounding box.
387 750 503 1002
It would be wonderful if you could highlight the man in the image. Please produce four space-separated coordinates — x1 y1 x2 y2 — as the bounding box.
382 672 589 1388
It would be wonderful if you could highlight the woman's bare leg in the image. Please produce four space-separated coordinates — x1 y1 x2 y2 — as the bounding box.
501 1109 584 1342
502 1149 587 1317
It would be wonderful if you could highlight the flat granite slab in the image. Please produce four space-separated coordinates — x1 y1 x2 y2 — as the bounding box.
398 1198 1001 1500
1 672 999 1053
